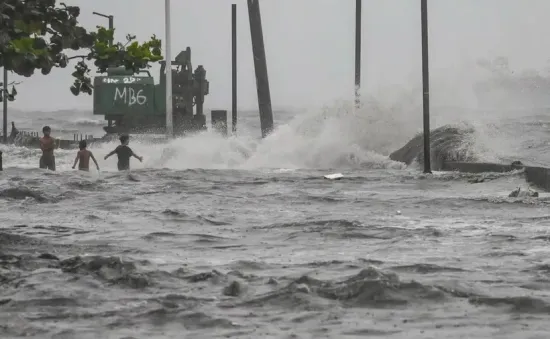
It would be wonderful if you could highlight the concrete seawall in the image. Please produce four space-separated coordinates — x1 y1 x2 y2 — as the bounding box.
442 161 550 191
524 166 550 191
385 124 550 191
11 136 84 150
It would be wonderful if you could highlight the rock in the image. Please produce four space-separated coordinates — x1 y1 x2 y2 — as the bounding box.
223 280 246 297
38 253 59 261
294 283 311 294
389 125 477 170
508 188 520 197
510 160 524 168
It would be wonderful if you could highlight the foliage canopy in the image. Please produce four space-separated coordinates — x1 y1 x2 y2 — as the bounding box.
0 0 163 100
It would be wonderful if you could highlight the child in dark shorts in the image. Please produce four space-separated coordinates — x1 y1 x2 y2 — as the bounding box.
104 134 143 170
39 126 56 171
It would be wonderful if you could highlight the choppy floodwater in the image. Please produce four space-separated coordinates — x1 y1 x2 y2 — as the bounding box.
1 166 550 339
2 105 550 338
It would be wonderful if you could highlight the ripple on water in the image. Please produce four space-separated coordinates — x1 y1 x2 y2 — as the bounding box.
1 166 550 338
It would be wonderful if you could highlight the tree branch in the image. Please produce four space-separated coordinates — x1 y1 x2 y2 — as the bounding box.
0 0 163 98
67 55 90 60
0 82 22 89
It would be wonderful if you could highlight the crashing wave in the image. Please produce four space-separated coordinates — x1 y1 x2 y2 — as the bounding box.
12 133 40 148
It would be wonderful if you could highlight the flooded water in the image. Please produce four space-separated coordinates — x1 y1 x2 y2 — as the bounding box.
1 103 550 338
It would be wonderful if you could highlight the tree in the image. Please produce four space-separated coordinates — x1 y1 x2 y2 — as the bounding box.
0 0 163 99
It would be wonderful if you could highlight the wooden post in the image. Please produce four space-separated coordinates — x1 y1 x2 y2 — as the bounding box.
247 0 274 137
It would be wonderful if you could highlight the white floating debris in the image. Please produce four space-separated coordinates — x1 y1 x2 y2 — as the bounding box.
508 187 538 198
324 173 343 180
396 210 402 215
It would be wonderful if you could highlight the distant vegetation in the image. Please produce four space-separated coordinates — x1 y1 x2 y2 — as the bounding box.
0 0 163 100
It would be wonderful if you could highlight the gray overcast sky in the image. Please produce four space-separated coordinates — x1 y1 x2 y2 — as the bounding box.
7 0 550 111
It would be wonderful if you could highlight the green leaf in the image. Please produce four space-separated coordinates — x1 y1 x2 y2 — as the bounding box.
0 0 163 98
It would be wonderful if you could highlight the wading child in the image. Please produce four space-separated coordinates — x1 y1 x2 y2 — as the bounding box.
104 134 143 171
72 140 100 171
39 126 57 171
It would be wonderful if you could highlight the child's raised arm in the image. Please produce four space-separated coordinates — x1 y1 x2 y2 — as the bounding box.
132 152 143 162
72 153 79 169
104 148 117 160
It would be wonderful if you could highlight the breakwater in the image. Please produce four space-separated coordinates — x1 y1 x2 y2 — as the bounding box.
442 161 550 191
390 124 550 191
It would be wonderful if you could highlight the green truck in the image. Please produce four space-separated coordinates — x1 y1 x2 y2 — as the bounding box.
92 47 209 135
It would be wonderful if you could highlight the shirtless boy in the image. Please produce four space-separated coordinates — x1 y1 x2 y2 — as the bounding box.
72 140 100 171
39 126 56 171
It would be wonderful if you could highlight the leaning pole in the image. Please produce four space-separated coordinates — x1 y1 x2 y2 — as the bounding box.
247 0 274 138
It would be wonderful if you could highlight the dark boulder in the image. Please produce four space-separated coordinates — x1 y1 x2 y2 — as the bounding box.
389 125 478 170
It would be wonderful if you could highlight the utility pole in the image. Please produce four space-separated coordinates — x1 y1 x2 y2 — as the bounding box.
355 0 362 109
164 0 173 137
232 4 237 134
421 0 431 173
2 67 7 143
